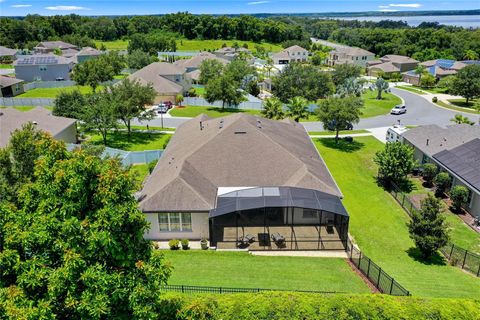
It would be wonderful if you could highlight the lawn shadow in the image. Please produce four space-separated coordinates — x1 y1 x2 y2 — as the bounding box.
316 138 365 153
406 247 447 266
92 131 168 150
207 107 248 114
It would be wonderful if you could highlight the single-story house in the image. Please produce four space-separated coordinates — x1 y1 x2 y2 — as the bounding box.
126 62 192 103
75 46 103 63
214 47 251 60
327 46 375 67
0 46 18 62
0 107 77 148
272 45 309 65
401 124 480 217
33 41 79 58
138 113 349 250
0 75 24 97
13 54 74 82
402 59 480 85
174 52 229 83
367 55 418 77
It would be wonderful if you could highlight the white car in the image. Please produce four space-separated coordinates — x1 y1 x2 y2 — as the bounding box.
391 105 407 115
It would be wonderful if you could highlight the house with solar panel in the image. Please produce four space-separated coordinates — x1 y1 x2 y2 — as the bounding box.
401 124 480 219
13 55 74 82
403 59 480 85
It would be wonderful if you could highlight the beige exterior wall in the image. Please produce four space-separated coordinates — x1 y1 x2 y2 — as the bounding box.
144 212 210 240
53 123 77 144
154 95 177 104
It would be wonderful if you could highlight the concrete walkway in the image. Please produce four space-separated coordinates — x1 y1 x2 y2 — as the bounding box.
250 250 348 258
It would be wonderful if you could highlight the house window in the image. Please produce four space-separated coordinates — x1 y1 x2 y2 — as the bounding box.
14 84 21 92
157 213 192 232
39 65 47 71
421 154 429 164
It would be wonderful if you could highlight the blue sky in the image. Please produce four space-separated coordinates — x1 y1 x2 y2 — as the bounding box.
0 0 478 16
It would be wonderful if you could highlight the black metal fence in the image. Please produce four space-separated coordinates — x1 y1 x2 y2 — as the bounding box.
346 239 410 296
440 243 480 277
160 284 339 295
389 182 480 277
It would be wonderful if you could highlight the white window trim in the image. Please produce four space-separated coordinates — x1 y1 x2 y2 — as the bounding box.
158 212 192 232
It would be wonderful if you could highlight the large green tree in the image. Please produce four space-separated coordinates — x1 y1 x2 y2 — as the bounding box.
72 58 114 92
450 64 480 105
204 74 246 109
53 89 87 119
408 194 450 259
332 63 362 87
316 95 363 143
199 59 225 85
81 90 118 145
0 127 171 319
272 63 335 103
127 49 157 70
374 142 417 187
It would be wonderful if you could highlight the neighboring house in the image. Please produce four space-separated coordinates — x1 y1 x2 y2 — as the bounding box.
0 107 77 148
0 46 18 62
272 45 309 65
327 46 375 67
139 113 349 250
214 47 251 60
367 55 418 77
0 75 24 97
126 62 191 103
13 55 74 82
33 41 79 58
75 47 103 63
174 52 229 82
403 59 480 85
401 124 480 217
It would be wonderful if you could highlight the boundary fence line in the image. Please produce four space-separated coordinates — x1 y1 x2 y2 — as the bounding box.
160 284 339 295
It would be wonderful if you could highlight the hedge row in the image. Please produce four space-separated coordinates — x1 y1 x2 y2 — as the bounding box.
158 292 480 320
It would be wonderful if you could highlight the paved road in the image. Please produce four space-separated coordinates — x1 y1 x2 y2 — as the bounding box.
134 88 478 130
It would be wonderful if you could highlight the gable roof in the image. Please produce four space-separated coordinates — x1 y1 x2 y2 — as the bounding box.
381 55 418 64
13 54 73 66
76 46 102 56
333 46 375 57
139 113 342 212
35 41 77 50
284 45 308 53
174 52 229 69
0 107 76 148
126 62 184 95
433 138 480 193
369 61 400 73
0 75 23 88
0 46 17 57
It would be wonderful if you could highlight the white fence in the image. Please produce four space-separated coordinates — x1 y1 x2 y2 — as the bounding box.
0 97 54 106
67 144 163 166
23 79 120 91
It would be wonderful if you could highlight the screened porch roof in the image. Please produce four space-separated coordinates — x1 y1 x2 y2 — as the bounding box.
209 186 348 218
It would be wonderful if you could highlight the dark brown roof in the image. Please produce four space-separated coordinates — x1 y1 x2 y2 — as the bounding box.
0 75 23 88
139 113 342 212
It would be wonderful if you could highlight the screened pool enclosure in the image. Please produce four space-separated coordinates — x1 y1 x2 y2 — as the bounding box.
209 187 349 250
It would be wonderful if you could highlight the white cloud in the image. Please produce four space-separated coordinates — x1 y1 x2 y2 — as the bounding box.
378 9 400 12
247 1 269 5
11 4 32 7
388 3 423 8
45 5 90 11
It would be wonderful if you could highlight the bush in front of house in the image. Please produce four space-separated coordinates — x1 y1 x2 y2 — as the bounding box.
422 163 438 187
434 172 452 195
168 239 180 250
450 185 469 212
432 96 438 103
181 239 189 250
158 292 480 320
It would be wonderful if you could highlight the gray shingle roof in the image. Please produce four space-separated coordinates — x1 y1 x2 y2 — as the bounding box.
0 75 23 88
139 113 342 212
35 41 77 50
126 62 185 95
433 138 480 193
174 52 229 69
0 46 17 57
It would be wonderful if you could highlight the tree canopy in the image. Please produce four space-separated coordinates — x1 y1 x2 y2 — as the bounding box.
374 142 417 187
449 64 480 105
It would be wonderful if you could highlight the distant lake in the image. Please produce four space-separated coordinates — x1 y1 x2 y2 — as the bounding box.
332 15 480 28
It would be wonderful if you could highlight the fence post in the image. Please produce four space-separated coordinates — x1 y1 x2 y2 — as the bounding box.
350 242 354 258
366 259 371 277
181 285 184 293
220 287 223 294
357 252 362 267
377 268 382 288
389 278 394 294
462 250 468 269
401 194 405 207
449 243 455 260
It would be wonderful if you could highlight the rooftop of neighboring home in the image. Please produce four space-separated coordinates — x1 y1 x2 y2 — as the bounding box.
405 59 479 77
126 62 186 94
76 46 102 56
402 124 480 157
283 45 308 53
331 46 375 57
0 46 18 57
34 41 78 50
13 54 73 66
139 113 343 212
0 107 76 148
367 55 418 73
433 138 480 193
0 75 24 88
174 51 229 69
215 47 251 54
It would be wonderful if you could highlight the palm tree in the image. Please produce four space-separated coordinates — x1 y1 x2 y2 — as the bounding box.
286 96 310 122
463 50 479 61
337 77 365 97
414 65 427 84
265 57 274 77
262 97 284 120
450 114 474 125
375 78 389 100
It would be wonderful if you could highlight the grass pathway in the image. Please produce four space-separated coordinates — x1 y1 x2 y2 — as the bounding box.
314 137 480 298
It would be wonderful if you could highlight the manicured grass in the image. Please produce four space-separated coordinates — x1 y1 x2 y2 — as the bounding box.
94 40 128 50
18 85 101 98
130 163 150 186
162 250 370 293
87 131 172 151
119 125 176 132
314 137 480 298
0 105 36 112
193 86 205 97
396 86 427 95
435 101 480 115
169 106 262 118
418 86 448 94
176 39 282 52
448 98 480 109
360 90 402 118
0 63 13 69
308 129 369 136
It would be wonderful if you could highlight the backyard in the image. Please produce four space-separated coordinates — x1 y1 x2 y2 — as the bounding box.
86 130 171 151
162 250 370 293
169 106 262 118
18 85 99 98
314 136 480 298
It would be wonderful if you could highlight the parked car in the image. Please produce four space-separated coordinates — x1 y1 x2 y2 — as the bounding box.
164 101 173 109
157 103 168 114
327 120 353 131
390 105 407 115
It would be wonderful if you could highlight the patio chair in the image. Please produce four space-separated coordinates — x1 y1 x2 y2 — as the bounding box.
271 232 285 247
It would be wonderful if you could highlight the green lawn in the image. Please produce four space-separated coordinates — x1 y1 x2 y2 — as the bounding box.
162 250 370 293
18 85 100 98
308 129 369 136
130 163 150 186
169 106 262 118
176 39 282 52
0 63 13 69
0 105 36 112
87 131 172 151
95 40 128 50
360 90 402 118
119 125 176 132
435 101 480 115
448 98 480 109
314 137 480 298
418 87 448 94
396 86 427 95
192 86 205 97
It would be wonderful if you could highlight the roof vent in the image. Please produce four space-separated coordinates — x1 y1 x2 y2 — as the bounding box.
32 121 38 125
199 121 204 131
234 131 246 134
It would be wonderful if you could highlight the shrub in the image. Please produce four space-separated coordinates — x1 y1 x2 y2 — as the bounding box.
188 88 197 97
200 238 208 250
148 159 158 174
450 185 469 212
422 163 437 186
434 172 451 195
432 96 438 103
168 239 180 250
181 239 189 250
